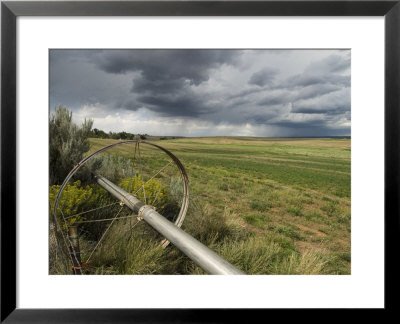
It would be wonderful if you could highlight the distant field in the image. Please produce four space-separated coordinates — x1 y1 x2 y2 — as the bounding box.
87 136 351 274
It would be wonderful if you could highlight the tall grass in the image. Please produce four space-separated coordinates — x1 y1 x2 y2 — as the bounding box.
55 199 329 275
50 137 351 275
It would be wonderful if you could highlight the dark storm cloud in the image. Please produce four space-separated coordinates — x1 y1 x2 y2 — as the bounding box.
293 105 348 115
137 92 211 117
50 49 351 136
291 88 351 115
285 73 350 88
49 50 135 111
272 119 327 128
88 49 239 117
93 50 237 81
282 54 350 90
228 87 264 100
248 67 279 87
257 91 292 107
251 53 351 130
258 96 286 106
244 111 347 137
243 54 350 109
132 77 184 94
50 49 238 114
294 84 342 101
268 122 349 137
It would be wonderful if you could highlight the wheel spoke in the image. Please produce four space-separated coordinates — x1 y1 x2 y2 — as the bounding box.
133 160 173 197
74 214 137 224
52 140 189 274
109 218 143 248
133 141 138 177
138 141 147 204
64 202 120 220
57 207 82 271
85 205 125 263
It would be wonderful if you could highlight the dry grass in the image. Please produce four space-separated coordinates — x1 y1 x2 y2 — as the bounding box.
50 136 351 275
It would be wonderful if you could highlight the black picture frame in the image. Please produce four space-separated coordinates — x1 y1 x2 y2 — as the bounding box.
1 0 399 322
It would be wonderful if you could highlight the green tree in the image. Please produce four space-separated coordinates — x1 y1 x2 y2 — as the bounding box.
90 128 109 138
49 105 93 185
118 131 128 140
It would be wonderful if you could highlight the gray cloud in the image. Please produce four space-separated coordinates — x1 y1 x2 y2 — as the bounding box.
248 67 279 87
292 88 351 115
93 49 237 81
92 49 239 118
136 92 211 117
50 49 351 137
257 90 292 107
305 53 350 73
49 50 135 110
295 84 342 101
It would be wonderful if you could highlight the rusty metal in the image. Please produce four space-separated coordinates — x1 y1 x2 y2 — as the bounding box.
68 226 82 275
53 140 243 274
53 140 189 249
52 140 190 270
94 174 244 275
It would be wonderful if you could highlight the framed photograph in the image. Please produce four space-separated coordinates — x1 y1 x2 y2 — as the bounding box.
1 0 399 321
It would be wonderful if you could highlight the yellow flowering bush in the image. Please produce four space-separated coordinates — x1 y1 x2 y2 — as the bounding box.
119 175 169 210
49 176 170 229
49 180 104 226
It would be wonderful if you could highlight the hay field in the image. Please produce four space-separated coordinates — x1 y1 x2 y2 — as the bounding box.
84 136 350 275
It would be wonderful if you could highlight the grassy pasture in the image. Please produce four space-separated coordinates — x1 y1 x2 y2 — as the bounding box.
82 136 350 275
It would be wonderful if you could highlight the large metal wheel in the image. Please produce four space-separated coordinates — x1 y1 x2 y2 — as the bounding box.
50 140 189 274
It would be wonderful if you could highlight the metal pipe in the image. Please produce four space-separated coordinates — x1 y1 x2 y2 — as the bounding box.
95 174 244 275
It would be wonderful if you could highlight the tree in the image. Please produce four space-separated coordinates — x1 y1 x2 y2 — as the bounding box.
118 131 128 140
90 128 109 139
49 105 93 185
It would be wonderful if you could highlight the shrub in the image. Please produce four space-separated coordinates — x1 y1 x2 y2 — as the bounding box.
49 180 104 227
49 105 93 185
119 176 169 211
93 155 137 184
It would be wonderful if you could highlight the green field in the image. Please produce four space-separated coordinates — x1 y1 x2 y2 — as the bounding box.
81 136 350 275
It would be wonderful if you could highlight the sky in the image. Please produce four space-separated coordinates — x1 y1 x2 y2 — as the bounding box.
49 49 350 137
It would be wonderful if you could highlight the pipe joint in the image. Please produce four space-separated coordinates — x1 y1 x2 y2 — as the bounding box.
138 204 154 221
